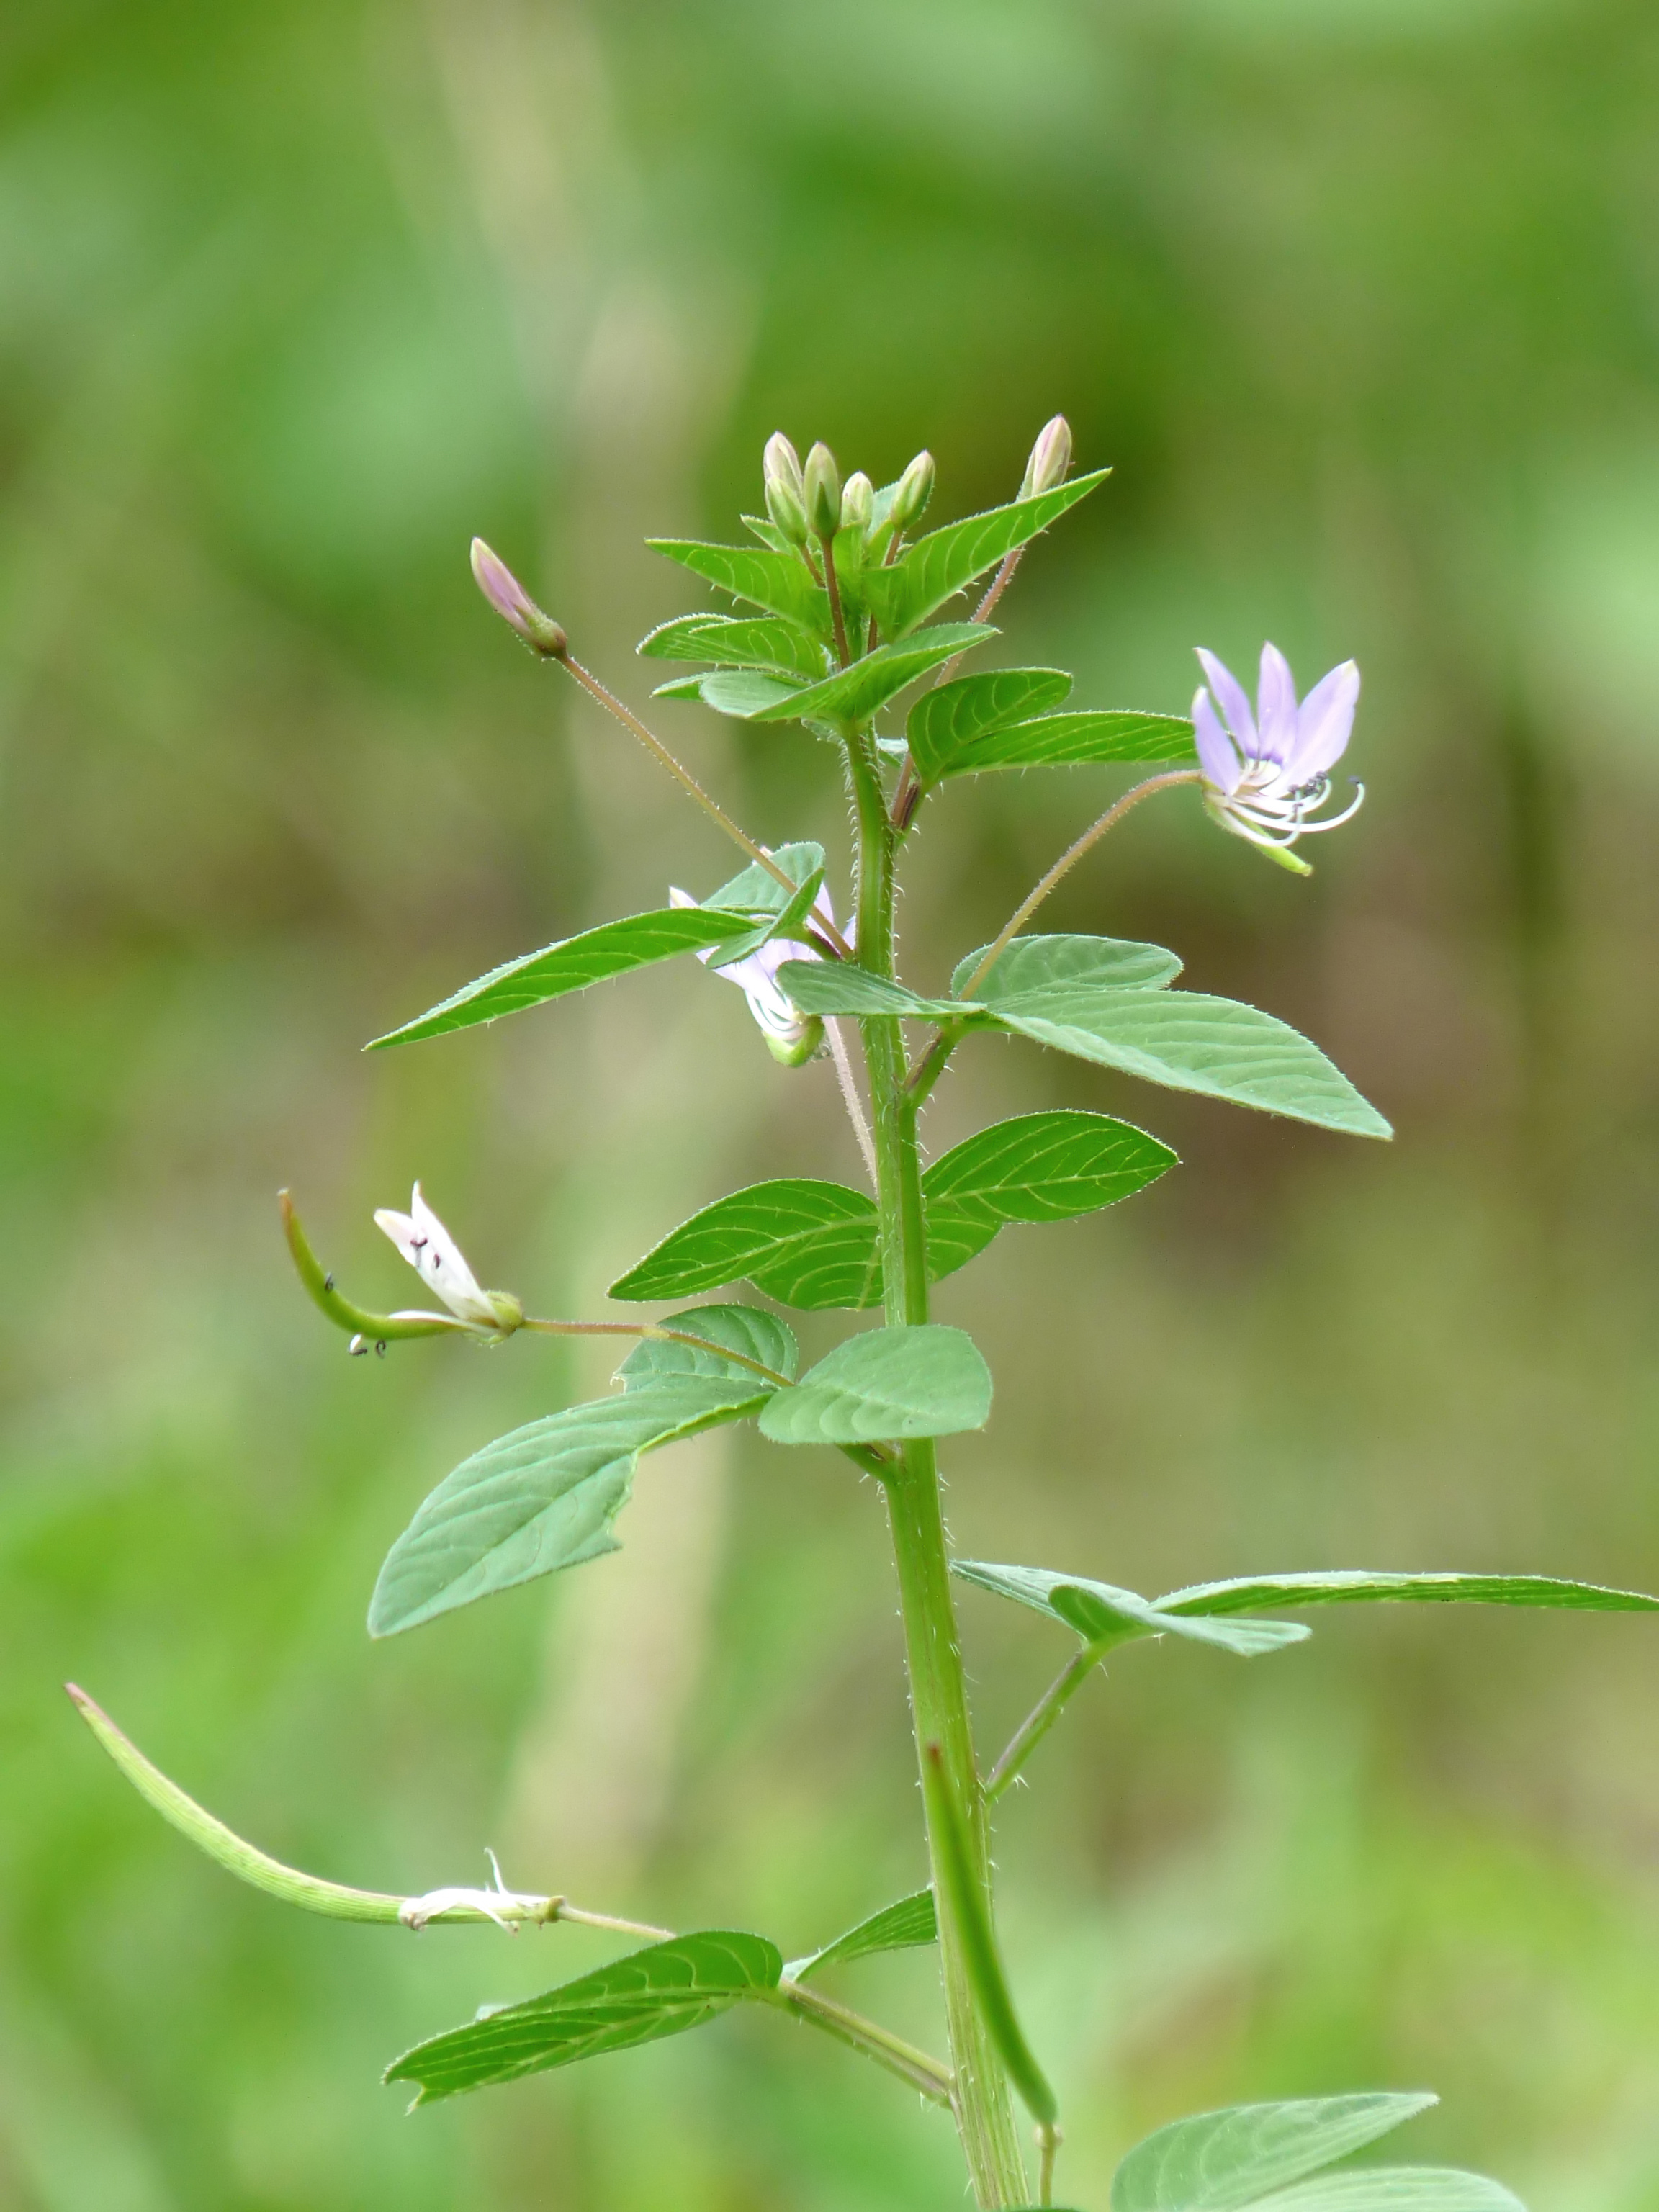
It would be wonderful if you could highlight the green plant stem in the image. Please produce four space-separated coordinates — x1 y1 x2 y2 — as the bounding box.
773 1980 955 2106
821 534 852 665
984 1642 1113 1802
846 727 1030 2208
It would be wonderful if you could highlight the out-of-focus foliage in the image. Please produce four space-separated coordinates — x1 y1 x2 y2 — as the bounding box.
2 1 1658 2208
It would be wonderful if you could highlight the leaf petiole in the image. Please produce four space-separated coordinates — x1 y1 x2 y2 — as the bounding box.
984 1640 1115 1802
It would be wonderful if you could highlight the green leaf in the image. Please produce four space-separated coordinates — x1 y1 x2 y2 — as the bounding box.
775 961 976 1022
953 932 1182 1001
610 1181 884 1312
745 624 997 730
637 612 828 681
703 841 826 917
1155 1569 1659 1619
385 1930 783 2103
655 669 805 720
1112 2095 1440 2212
368 908 752 1051
922 1110 1176 1223
952 1561 1309 1658
786 1889 937 1980
1251 2175 1524 2212
866 469 1111 639
370 1365 775 1635
984 984 1392 1140
933 708 1197 776
906 667 1074 781
615 1303 799 1386
760 1325 992 1446
647 539 830 631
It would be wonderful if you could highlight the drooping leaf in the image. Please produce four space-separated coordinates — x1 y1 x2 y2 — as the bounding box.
921 1110 1176 1223
760 1325 992 1446
953 933 1182 1002
1112 2095 1440 2212
1154 1569 1659 1619
368 908 752 1051
786 1889 938 1981
637 612 828 681
385 1930 783 2103
935 709 1197 777
611 1182 884 1312
951 1561 1309 1658
905 667 1074 782
1251 2174 1524 2212
981 980 1392 1140
866 470 1111 638
745 624 997 729
647 539 830 631
656 669 805 720
371 1323 781 1634
775 961 976 1022
613 1303 799 1386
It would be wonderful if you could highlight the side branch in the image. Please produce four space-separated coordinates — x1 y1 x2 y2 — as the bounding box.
985 1643 1112 1802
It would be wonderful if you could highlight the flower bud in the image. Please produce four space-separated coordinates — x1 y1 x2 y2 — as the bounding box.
840 470 873 536
470 539 567 656
763 433 810 543
1018 415 1072 500
803 442 842 538
891 449 935 531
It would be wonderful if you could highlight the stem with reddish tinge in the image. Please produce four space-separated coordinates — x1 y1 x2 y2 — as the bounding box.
821 534 852 665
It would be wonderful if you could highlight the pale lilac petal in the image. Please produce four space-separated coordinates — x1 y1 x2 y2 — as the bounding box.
1192 687 1243 794
1289 660 1359 783
1195 649 1256 750
1255 644 1299 765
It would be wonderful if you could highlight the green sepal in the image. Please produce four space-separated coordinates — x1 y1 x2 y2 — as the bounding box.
785 1889 938 1982
905 667 1074 782
368 907 755 1051
647 539 830 634
760 1324 992 1446
866 469 1110 638
385 1931 783 2103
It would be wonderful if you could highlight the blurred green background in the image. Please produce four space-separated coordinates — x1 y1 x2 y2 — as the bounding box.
4 1 1658 2206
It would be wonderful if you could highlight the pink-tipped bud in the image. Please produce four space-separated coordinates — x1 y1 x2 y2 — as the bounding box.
1019 415 1072 500
470 539 567 656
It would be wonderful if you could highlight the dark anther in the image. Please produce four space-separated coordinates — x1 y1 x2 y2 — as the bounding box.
323 1272 335 1292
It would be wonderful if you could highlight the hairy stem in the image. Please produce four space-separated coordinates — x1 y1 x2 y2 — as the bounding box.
985 1642 1112 1802
847 729 1030 2206
774 1980 955 2105
891 547 1032 828
824 1015 880 1186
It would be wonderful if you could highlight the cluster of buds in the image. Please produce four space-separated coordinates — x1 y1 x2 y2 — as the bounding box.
763 433 935 558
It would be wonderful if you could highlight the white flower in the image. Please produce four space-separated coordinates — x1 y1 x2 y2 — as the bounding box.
373 1184 518 1334
670 873 841 1066
1192 643 1364 871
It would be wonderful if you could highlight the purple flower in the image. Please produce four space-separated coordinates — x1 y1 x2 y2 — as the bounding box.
469 538 567 657
670 870 842 1066
1191 644 1364 873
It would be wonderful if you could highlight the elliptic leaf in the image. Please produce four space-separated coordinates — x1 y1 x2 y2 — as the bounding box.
745 624 997 729
637 612 827 681
610 1182 884 1313
922 1110 1176 1223
938 709 1196 776
951 1561 1308 1658
760 1325 992 1445
1252 2174 1524 2212
385 1930 783 2103
369 908 752 1051
954 933 1182 1002
1155 1570 1659 1619
613 1303 799 1386
775 961 976 1022
906 667 1074 783
656 669 805 720
786 1889 938 1981
984 986 1392 1140
647 539 830 631
703 841 827 917
1112 2096 1440 2212
866 471 1111 639
370 1365 775 1635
